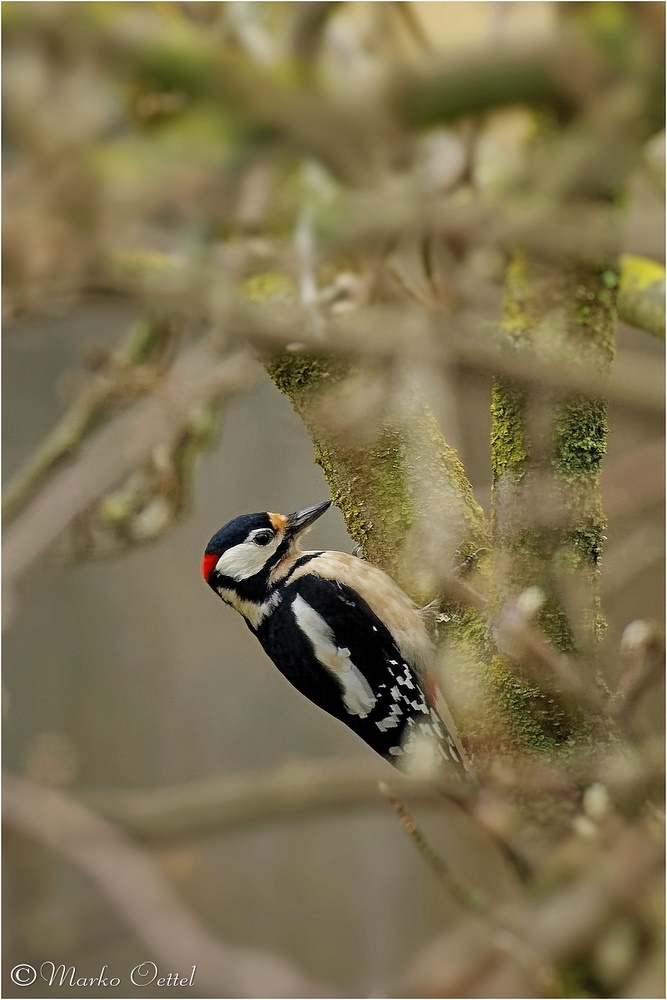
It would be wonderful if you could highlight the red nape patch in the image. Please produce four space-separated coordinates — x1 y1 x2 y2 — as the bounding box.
202 553 218 582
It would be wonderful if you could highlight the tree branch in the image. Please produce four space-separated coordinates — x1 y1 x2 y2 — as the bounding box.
240 275 488 604
83 757 453 844
488 251 616 749
267 351 489 601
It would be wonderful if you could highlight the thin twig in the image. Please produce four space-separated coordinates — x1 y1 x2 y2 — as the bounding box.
379 782 490 912
495 596 605 716
613 622 666 721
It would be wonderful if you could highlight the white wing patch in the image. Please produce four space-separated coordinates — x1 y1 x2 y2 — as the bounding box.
375 702 402 732
292 595 377 718
374 661 428 739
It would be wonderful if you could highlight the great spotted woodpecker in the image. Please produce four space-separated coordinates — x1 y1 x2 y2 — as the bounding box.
202 501 467 774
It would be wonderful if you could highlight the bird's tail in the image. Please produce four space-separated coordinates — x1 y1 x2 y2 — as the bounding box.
423 669 471 774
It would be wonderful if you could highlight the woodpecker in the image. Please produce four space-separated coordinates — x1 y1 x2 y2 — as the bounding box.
202 501 467 775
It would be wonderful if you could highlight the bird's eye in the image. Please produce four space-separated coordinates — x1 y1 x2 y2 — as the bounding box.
253 531 274 546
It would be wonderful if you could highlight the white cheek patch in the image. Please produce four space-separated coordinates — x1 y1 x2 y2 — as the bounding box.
292 595 377 718
215 536 282 581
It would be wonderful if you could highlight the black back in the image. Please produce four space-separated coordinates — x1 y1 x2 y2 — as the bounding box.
255 572 447 763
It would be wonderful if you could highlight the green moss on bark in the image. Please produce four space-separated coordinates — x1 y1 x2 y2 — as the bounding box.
553 398 607 478
490 381 528 483
487 251 617 751
266 352 348 400
310 424 414 574
443 607 577 758
245 271 488 600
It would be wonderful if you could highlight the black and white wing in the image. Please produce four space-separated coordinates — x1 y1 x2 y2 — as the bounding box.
255 572 464 770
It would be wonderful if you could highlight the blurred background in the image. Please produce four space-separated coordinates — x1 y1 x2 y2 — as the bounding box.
3 3 664 998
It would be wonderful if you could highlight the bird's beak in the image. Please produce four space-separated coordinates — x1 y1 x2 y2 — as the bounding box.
285 500 331 538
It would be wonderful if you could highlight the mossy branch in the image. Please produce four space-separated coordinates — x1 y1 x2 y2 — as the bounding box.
241 273 488 603
268 356 488 599
487 252 617 750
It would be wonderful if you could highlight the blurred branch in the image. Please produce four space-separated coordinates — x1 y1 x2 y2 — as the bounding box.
495 589 605 717
403 825 662 997
3 773 337 999
2 341 256 588
522 826 662 965
321 189 624 269
83 757 456 845
618 254 665 340
85 749 663 849
101 251 666 413
393 45 577 126
393 1 435 54
314 308 663 413
613 621 665 721
289 2 340 66
87 757 535 888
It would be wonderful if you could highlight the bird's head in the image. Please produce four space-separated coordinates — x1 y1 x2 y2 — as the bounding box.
202 501 331 605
